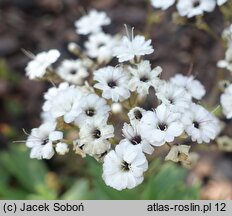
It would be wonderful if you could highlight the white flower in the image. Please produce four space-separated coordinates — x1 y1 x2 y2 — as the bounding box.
94 66 131 102
140 104 184 146
85 32 118 63
156 82 191 113
40 111 55 123
170 74 206 100
57 59 90 85
43 82 72 112
222 24 232 47
128 60 162 96
128 107 146 126
78 118 114 155
150 0 176 10
75 10 111 35
217 48 232 72
26 122 63 160
217 0 228 6
75 93 110 126
44 82 70 100
49 87 83 123
25 49 60 79
176 0 216 18
220 84 232 119
102 140 148 190
122 123 154 154
55 142 69 155
113 34 154 62
182 103 220 143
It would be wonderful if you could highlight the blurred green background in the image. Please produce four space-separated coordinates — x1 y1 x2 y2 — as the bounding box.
0 144 200 199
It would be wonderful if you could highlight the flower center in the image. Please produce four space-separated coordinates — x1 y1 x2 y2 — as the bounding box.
134 110 143 120
131 135 142 145
108 80 117 88
193 0 200 7
92 129 101 139
169 98 174 104
98 42 105 48
121 161 130 171
193 121 200 129
158 123 167 131
140 76 149 82
42 138 49 145
85 108 95 117
70 69 77 75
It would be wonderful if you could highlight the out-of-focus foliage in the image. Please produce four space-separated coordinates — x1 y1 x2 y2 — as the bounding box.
0 144 200 200
0 145 57 199
0 59 20 84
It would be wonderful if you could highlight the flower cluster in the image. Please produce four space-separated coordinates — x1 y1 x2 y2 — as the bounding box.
219 24 232 119
150 0 228 18
218 24 232 73
220 83 232 119
24 10 221 191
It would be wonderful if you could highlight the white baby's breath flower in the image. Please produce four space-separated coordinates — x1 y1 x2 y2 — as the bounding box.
25 49 60 80
122 123 154 154
78 117 114 156
182 103 221 143
75 10 111 35
150 0 176 10
170 74 206 100
102 140 148 190
75 93 110 126
49 87 83 123
177 0 216 18
113 34 154 62
156 82 191 113
217 48 232 72
140 104 184 146
26 122 63 160
128 107 146 126
55 142 69 155
220 84 232 119
222 24 232 47
85 32 118 63
128 60 162 96
217 0 228 6
40 111 55 124
94 66 131 102
57 59 90 85
43 82 72 113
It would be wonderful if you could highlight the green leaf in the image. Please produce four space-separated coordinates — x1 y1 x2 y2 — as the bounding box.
27 184 57 200
142 162 200 200
0 182 28 199
0 145 48 192
0 59 20 83
61 179 90 200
